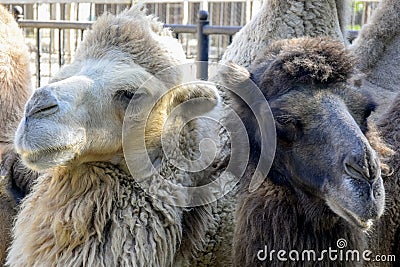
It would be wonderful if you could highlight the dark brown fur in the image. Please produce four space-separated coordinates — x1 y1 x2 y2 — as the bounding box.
366 94 400 266
235 176 366 267
221 37 390 267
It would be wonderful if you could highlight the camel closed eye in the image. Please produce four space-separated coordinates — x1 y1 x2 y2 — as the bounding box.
274 113 300 142
115 90 136 101
274 114 296 126
114 90 144 108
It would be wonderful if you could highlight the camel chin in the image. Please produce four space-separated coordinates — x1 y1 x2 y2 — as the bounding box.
19 149 77 171
325 179 384 232
329 175 384 231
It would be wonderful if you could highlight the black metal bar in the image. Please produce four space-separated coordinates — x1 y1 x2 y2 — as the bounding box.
36 28 41 88
203 25 242 35
165 24 197 34
18 19 359 39
196 10 209 80
58 28 63 67
18 20 239 35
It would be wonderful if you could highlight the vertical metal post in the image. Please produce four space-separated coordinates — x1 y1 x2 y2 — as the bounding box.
36 28 41 88
196 10 209 80
60 4 65 66
58 29 63 67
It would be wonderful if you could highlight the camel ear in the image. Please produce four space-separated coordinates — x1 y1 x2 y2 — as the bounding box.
215 62 251 89
169 83 220 117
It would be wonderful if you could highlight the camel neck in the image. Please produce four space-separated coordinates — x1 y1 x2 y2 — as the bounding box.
222 0 346 68
234 180 366 266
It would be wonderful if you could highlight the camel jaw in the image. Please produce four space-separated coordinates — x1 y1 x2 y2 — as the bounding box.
18 146 78 171
326 197 377 232
15 117 86 171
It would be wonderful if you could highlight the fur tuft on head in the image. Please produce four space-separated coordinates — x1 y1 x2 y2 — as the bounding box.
71 3 185 79
251 37 354 95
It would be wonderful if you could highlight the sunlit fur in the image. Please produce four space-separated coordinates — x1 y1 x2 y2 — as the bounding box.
8 5 233 267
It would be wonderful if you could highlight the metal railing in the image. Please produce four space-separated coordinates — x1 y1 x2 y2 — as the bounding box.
18 10 241 87
17 9 360 87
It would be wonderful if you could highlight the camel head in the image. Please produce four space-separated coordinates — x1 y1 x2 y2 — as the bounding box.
222 37 385 231
14 7 218 171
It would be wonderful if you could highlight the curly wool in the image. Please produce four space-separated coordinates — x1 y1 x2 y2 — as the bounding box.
260 37 352 84
0 175 16 266
249 37 354 100
366 93 400 266
6 5 234 267
8 162 182 267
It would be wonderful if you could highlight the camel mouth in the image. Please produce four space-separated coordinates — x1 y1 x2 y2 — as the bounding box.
19 144 80 171
339 206 373 231
326 199 374 231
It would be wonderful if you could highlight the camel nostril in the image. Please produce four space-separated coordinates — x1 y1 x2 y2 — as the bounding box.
344 162 366 180
344 155 374 182
26 89 59 118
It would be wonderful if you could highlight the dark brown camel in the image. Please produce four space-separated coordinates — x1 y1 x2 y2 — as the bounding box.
364 93 400 266
218 37 390 267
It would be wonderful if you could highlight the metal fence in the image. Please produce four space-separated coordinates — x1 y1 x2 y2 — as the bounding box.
6 1 263 88
16 8 242 87
10 1 380 88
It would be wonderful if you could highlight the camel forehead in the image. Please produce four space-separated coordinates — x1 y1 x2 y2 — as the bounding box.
51 58 151 98
272 86 374 118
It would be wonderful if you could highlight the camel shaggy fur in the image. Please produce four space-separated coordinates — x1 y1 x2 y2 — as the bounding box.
0 5 32 266
344 1 400 256
363 93 400 266
351 0 400 119
222 0 351 68
0 4 31 160
218 37 390 267
7 6 233 267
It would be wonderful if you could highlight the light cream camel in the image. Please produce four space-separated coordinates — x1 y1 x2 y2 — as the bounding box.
7 6 233 267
